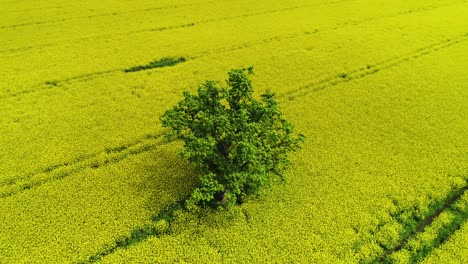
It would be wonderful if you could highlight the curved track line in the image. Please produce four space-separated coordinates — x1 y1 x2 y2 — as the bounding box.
0 69 122 100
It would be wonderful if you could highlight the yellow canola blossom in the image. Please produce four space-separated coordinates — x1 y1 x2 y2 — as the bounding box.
0 143 197 263
1 0 467 190
101 25 467 263
422 195 468 264
0 0 467 262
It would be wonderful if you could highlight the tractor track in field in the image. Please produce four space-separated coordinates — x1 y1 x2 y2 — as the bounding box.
193 0 467 59
0 1 466 262
382 184 468 262
0 0 353 54
0 1 211 29
353 181 468 263
0 32 465 200
1 26 466 264
0 1 463 100
78 200 187 264
0 133 166 199
0 5 64 14
0 0 350 30
0 22 197 54
280 32 468 100
83 181 468 263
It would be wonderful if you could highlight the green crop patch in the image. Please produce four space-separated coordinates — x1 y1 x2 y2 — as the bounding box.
385 188 468 263
82 201 186 263
124 57 187 73
354 182 468 263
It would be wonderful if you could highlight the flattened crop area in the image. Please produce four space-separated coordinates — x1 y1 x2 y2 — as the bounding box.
0 0 467 262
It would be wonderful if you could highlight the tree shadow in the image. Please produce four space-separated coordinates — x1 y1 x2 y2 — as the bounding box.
131 143 198 213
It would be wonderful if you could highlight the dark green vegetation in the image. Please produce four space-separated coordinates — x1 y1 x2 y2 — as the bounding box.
382 184 468 263
82 201 186 263
124 57 186 73
161 67 304 208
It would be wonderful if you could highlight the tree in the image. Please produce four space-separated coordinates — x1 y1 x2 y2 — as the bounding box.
160 67 304 209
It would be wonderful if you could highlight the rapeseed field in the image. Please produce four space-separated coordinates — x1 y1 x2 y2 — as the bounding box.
0 0 467 262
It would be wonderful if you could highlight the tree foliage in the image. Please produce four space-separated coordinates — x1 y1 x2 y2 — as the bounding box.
160 67 304 208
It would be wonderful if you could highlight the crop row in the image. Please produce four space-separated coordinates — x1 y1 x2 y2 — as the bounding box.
197 0 465 59
2 0 323 28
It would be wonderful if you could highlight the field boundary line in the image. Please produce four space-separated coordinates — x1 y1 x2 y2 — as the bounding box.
0 0 462 100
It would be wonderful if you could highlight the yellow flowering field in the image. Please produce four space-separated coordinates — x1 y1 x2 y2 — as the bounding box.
0 0 467 262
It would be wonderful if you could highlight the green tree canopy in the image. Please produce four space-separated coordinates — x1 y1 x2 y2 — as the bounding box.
161 67 304 209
